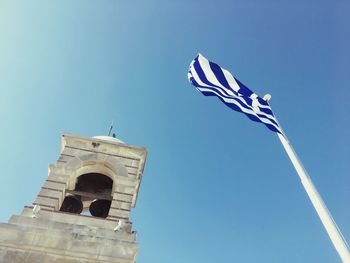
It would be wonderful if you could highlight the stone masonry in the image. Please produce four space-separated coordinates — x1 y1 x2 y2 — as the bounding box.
0 134 147 263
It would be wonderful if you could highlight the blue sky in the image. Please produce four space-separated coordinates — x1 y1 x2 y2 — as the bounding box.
0 0 349 262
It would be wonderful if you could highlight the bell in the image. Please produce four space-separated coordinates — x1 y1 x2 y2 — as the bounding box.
60 195 83 214
89 199 111 218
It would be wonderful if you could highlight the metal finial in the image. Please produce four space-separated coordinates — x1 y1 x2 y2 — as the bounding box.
108 121 113 136
263 94 272 102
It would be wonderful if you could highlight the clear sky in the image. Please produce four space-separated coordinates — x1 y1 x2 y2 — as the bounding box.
0 0 349 262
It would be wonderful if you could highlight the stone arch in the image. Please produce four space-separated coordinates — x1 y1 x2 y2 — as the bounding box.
58 153 130 218
63 153 129 193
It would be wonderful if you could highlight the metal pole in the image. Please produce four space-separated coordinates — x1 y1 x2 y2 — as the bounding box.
277 132 350 262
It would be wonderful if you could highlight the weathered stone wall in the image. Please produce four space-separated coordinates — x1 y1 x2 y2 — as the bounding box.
0 134 148 263
0 211 138 263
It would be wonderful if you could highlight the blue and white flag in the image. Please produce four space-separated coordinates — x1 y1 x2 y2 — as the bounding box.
188 54 282 134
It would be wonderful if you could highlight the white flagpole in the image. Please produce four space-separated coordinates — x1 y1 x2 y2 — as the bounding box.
276 131 350 262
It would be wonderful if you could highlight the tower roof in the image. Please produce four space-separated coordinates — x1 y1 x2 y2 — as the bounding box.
93 135 124 144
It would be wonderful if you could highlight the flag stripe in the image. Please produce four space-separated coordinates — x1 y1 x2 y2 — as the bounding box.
189 62 280 127
188 54 282 134
197 86 281 130
194 59 234 97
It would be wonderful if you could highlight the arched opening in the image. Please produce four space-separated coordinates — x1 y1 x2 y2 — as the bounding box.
76 173 113 193
60 173 113 218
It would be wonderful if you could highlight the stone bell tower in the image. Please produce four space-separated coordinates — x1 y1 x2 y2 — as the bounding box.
0 134 147 263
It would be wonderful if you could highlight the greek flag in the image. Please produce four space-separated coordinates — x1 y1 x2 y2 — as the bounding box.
188 54 282 134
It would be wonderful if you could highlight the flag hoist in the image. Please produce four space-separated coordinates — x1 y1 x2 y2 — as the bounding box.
188 53 350 263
